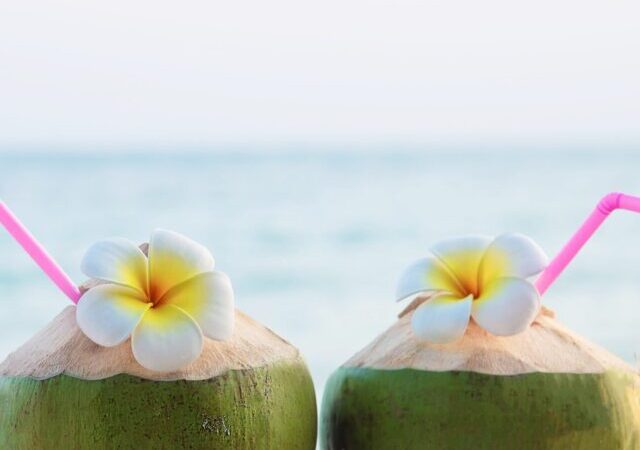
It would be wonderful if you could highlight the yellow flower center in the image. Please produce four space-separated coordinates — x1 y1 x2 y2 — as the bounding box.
433 247 510 300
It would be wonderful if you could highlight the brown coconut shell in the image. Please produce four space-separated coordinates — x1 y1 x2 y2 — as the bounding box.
0 242 302 381
0 305 301 381
345 295 638 375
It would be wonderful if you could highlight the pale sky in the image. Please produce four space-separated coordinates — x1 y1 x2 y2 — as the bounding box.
1 0 639 149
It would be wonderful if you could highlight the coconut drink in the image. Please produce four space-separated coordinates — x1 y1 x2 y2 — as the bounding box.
321 195 640 449
0 307 317 449
322 305 640 449
0 216 316 449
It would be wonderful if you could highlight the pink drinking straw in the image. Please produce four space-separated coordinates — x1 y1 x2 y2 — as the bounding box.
536 192 640 295
0 200 81 303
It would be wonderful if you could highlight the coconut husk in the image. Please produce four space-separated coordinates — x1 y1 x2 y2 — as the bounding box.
346 296 638 375
0 305 300 381
0 242 302 381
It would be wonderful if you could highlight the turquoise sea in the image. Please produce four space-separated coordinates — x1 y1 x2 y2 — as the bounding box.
1 149 639 398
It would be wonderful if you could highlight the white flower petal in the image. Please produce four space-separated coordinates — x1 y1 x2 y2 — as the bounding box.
472 276 540 336
479 232 548 286
76 284 150 347
161 271 235 341
148 229 215 301
80 238 148 294
411 293 473 344
396 255 464 301
131 304 204 372
430 235 493 297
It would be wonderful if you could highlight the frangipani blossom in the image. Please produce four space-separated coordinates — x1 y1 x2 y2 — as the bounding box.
76 229 234 372
396 233 548 344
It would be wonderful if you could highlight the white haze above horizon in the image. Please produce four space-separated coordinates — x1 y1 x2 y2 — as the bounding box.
1 0 639 151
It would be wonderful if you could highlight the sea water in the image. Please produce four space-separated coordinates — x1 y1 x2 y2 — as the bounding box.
1 149 639 398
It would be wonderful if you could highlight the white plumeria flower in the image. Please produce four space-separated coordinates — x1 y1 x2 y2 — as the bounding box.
76 229 234 372
396 233 548 344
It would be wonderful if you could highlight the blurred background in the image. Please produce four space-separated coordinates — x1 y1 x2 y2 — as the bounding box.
1 0 639 400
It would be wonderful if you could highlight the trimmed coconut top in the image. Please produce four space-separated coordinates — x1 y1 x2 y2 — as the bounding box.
0 306 301 381
345 299 638 375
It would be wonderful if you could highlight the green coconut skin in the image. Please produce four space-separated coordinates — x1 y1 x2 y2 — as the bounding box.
0 358 317 450
321 367 640 450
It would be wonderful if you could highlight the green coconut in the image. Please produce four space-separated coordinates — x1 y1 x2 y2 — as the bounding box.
0 305 317 449
321 300 640 450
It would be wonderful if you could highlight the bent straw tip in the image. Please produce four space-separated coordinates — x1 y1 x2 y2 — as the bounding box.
597 192 623 215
